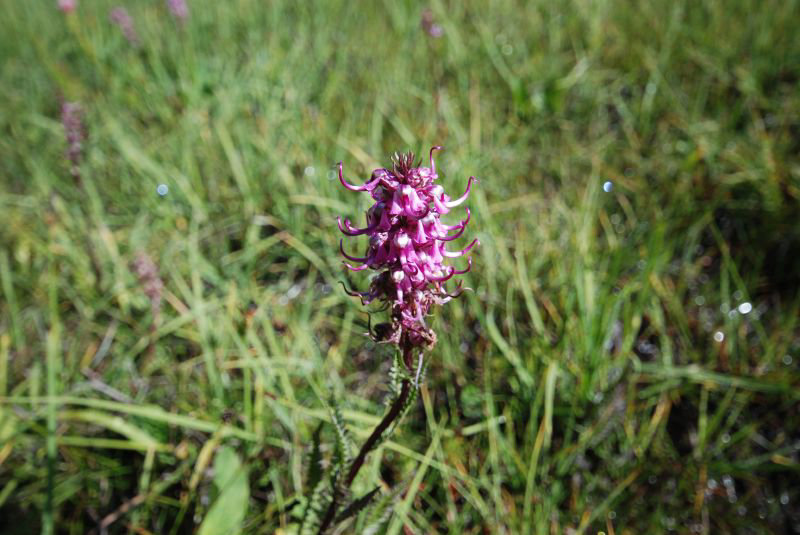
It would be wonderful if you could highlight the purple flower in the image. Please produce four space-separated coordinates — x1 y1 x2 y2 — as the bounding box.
58 0 77 13
421 9 443 38
132 252 164 321
167 0 189 21
61 101 84 180
110 7 138 45
338 147 478 350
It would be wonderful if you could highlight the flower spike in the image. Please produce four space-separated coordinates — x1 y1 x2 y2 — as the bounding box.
337 147 479 350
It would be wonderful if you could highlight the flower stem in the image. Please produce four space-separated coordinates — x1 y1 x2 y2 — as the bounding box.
344 379 411 488
317 349 414 534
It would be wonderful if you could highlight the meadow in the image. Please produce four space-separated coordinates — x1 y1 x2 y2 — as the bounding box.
1 0 799 533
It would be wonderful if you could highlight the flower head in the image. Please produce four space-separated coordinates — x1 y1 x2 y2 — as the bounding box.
421 9 443 38
167 0 189 21
132 252 164 321
338 147 478 351
58 0 77 13
61 101 85 181
110 7 138 45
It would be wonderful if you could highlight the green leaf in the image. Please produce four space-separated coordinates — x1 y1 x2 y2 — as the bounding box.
388 351 403 398
329 397 353 467
335 486 381 524
58 409 161 448
360 483 405 535
198 446 249 535
305 422 324 491
299 477 332 535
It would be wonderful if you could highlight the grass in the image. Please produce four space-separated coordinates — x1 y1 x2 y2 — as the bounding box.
1 0 799 533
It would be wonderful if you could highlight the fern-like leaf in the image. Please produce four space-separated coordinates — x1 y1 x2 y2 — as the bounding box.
359 483 405 535
328 396 353 468
299 477 332 535
388 351 403 399
334 486 381 525
305 422 324 491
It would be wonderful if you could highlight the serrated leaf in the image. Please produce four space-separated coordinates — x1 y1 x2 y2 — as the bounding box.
360 483 405 535
197 446 249 535
362 506 393 535
334 486 381 524
299 476 331 535
306 422 324 491
329 397 353 467
388 351 403 398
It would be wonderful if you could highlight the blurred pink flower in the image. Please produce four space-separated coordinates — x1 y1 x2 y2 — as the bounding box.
132 252 164 321
110 7 138 45
167 0 189 21
61 101 84 180
421 9 443 38
58 0 77 13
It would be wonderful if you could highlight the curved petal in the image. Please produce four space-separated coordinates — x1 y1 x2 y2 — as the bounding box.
338 281 365 298
429 145 443 175
433 195 450 214
414 304 427 328
338 162 380 192
443 281 465 299
402 186 428 215
402 261 421 277
452 256 473 274
406 205 429 219
339 240 368 262
379 176 400 191
337 217 375 236
443 238 480 258
437 222 466 242
410 271 427 286
370 243 389 266
413 220 428 243
445 176 477 208
426 268 455 282
388 188 404 215
377 209 393 231
344 262 369 271
442 207 471 231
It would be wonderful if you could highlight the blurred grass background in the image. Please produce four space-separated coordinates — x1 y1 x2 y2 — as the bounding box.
1 0 799 533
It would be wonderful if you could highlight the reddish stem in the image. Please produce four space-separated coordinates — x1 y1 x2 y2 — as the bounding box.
317 347 414 534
